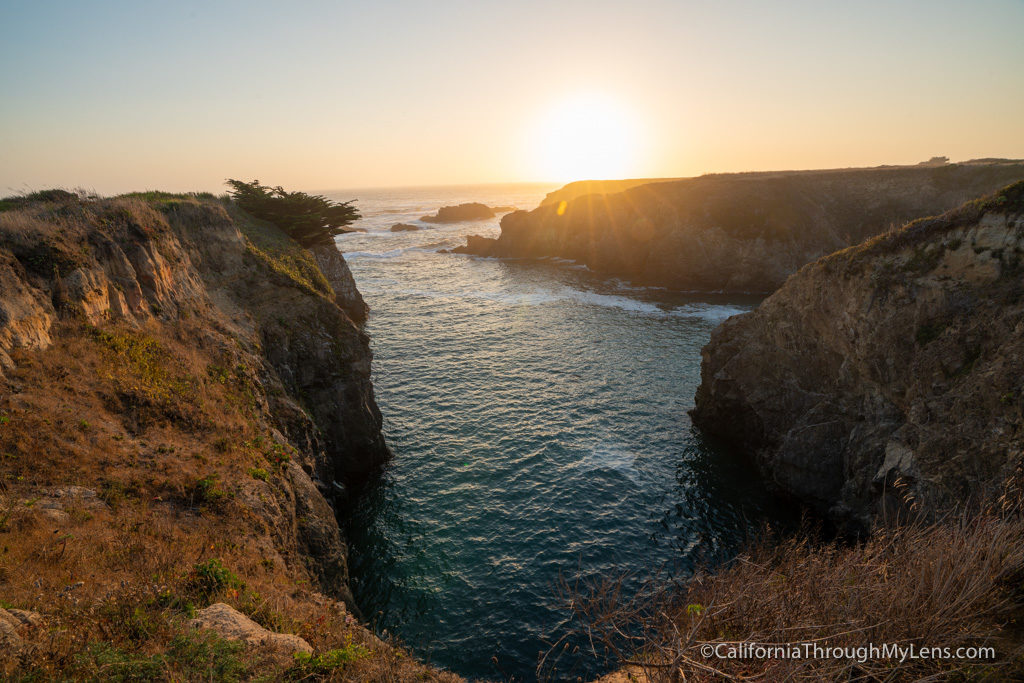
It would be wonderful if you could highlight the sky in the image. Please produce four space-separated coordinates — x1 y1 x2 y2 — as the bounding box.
2 0 1023 194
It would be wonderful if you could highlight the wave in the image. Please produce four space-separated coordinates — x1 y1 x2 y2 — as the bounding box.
341 248 408 260
572 444 641 485
669 304 747 321
361 279 747 320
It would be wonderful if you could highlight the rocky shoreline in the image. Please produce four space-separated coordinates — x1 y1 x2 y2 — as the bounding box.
454 161 1024 294
691 181 1024 529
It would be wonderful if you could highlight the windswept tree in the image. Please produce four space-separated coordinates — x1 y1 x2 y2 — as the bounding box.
226 179 360 247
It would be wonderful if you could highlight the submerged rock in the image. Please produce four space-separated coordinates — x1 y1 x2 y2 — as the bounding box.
691 181 1024 529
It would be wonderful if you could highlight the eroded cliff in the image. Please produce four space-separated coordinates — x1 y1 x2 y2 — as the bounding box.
0 192 453 680
457 161 1024 293
691 182 1024 529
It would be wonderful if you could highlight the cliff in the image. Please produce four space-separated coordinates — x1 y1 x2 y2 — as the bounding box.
539 178 678 207
691 181 1024 529
456 161 1024 293
0 192 455 680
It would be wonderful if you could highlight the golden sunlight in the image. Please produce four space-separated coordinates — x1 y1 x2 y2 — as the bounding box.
532 93 642 182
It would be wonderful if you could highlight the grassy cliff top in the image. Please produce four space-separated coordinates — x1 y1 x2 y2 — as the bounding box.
822 180 1024 275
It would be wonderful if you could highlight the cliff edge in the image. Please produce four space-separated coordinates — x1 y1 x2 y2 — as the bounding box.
691 181 1024 529
0 192 453 679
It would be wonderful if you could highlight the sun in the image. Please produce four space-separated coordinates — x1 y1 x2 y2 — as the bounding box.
531 93 642 182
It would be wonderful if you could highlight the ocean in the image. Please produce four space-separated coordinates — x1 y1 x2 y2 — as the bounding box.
326 183 785 680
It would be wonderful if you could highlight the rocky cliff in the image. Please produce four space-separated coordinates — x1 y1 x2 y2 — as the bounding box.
457 161 1024 293
0 192 451 680
691 181 1024 529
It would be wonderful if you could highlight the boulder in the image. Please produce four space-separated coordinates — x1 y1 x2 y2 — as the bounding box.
189 603 313 655
0 607 42 650
390 223 421 232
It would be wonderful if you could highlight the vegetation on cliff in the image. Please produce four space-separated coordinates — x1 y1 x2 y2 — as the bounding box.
226 180 360 248
577 512 1024 681
0 191 446 680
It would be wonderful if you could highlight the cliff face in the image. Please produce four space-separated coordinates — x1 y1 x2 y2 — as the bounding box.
458 162 1024 293
691 182 1024 529
0 193 388 605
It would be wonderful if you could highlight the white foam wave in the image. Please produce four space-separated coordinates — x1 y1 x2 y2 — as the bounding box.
341 248 408 260
668 304 747 322
574 445 640 484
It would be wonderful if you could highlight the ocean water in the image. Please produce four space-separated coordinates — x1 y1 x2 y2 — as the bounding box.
327 184 785 680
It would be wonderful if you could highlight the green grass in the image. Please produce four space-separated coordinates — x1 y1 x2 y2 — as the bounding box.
68 631 249 682
185 558 244 601
248 467 270 482
116 191 218 203
226 205 331 296
286 639 370 679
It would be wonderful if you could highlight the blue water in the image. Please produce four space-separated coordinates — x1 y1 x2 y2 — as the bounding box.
329 184 785 680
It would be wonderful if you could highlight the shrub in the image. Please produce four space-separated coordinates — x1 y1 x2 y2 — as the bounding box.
192 474 228 508
286 639 370 678
248 467 270 482
225 179 359 248
185 558 244 600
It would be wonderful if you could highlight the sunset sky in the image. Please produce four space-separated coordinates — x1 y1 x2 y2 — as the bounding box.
2 0 1023 194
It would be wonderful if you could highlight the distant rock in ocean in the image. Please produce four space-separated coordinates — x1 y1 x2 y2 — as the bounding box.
420 202 495 223
491 205 516 213
390 223 421 232
451 234 499 256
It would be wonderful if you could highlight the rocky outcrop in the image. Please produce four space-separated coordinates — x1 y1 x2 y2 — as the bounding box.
310 244 369 324
190 603 313 655
0 608 43 650
457 161 1024 293
390 222 421 232
421 202 495 223
0 194 388 601
691 182 1024 529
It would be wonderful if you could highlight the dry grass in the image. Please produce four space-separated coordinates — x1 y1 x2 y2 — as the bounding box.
560 514 1024 681
0 192 461 681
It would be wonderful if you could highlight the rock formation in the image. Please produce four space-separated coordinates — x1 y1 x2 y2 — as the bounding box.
0 193 388 606
691 181 1024 529
455 161 1024 293
390 222 421 232
310 243 369 324
420 202 495 223
189 603 313 654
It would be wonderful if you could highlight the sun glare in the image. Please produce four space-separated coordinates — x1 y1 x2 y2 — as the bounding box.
532 94 642 182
